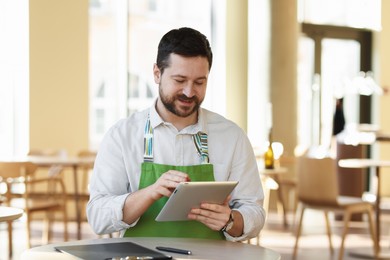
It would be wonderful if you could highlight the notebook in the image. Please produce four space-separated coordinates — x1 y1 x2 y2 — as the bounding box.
55 242 172 260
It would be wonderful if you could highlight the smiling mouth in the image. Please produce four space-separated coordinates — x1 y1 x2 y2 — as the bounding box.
179 99 193 105
177 96 195 105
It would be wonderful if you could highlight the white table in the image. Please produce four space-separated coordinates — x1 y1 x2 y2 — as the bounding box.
339 158 390 259
258 165 289 227
0 206 24 257
0 206 23 222
21 237 281 260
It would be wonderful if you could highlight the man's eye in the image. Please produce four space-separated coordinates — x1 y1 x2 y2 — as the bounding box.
175 79 185 83
195 81 205 85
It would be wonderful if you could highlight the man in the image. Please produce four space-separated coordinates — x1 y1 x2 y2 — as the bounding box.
87 27 265 241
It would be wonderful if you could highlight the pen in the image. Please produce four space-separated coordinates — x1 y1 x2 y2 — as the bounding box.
156 246 192 255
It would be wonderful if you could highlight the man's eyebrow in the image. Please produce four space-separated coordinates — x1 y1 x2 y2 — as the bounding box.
171 74 186 78
171 74 208 80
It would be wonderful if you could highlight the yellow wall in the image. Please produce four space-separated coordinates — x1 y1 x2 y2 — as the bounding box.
29 0 89 156
379 0 390 195
226 0 248 131
270 0 298 157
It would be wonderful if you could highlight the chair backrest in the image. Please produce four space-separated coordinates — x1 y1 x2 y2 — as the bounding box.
77 150 97 158
296 156 339 206
0 162 38 203
0 161 37 179
28 149 66 157
77 150 97 194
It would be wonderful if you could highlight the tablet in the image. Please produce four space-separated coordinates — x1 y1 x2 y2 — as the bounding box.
155 181 238 222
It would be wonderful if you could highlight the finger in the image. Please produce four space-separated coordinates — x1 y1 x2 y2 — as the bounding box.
188 211 224 231
200 202 229 214
163 179 182 188
149 182 173 200
157 186 173 197
157 174 184 188
223 195 232 205
190 208 226 224
165 170 190 181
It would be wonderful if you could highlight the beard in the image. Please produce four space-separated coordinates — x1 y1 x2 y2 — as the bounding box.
159 86 203 118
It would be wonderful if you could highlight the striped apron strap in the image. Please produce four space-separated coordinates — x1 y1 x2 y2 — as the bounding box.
143 115 209 164
143 116 154 162
192 131 209 164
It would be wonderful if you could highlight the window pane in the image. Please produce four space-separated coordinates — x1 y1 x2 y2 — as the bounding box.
89 0 220 149
126 0 213 114
0 0 29 157
299 0 381 30
89 0 123 147
321 38 360 146
297 36 316 147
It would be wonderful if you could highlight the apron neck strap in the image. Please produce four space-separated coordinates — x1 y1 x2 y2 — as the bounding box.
143 115 210 164
192 131 209 164
143 115 154 162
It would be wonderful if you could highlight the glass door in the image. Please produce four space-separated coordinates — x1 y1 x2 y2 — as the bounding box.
298 23 372 149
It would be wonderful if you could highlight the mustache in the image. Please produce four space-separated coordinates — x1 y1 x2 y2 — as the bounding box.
177 95 197 102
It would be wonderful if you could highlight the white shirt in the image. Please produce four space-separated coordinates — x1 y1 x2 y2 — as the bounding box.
87 103 266 241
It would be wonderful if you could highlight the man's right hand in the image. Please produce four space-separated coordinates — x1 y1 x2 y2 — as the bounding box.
122 170 189 225
148 170 190 200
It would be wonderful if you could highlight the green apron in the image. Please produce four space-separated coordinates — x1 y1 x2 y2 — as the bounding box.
124 116 224 240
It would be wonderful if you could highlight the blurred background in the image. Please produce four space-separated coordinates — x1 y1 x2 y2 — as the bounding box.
1 0 390 259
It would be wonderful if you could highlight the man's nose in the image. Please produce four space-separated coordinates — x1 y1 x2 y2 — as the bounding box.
182 83 195 98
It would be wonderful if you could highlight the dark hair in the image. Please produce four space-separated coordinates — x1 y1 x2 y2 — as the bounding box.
156 27 213 74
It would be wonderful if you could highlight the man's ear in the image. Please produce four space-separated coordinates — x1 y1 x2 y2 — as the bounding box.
153 64 161 84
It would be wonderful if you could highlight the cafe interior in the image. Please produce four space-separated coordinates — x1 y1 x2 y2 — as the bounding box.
1 0 390 259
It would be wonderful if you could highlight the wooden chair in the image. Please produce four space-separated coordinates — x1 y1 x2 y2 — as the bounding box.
0 161 68 248
76 150 117 238
77 150 96 222
28 149 66 177
293 156 378 260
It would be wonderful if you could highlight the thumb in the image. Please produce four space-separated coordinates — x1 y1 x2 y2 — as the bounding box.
223 195 232 206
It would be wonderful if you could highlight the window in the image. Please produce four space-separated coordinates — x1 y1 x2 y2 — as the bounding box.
299 24 373 147
0 0 29 157
297 0 380 148
298 0 381 30
89 0 225 149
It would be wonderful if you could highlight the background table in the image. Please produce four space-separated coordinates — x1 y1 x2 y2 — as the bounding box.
0 206 24 257
22 237 281 260
258 166 289 227
0 206 23 222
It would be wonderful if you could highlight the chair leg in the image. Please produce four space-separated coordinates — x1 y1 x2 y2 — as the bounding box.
26 213 31 248
324 211 333 254
293 205 305 259
7 221 13 257
276 184 287 227
338 210 351 260
291 188 298 226
63 205 68 241
262 177 272 215
366 207 379 258
42 212 51 244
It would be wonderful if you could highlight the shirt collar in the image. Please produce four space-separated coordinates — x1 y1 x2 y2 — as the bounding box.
149 99 208 135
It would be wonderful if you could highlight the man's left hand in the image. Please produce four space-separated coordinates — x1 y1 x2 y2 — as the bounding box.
187 196 231 231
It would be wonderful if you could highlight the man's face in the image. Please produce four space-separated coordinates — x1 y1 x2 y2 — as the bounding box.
154 53 209 118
